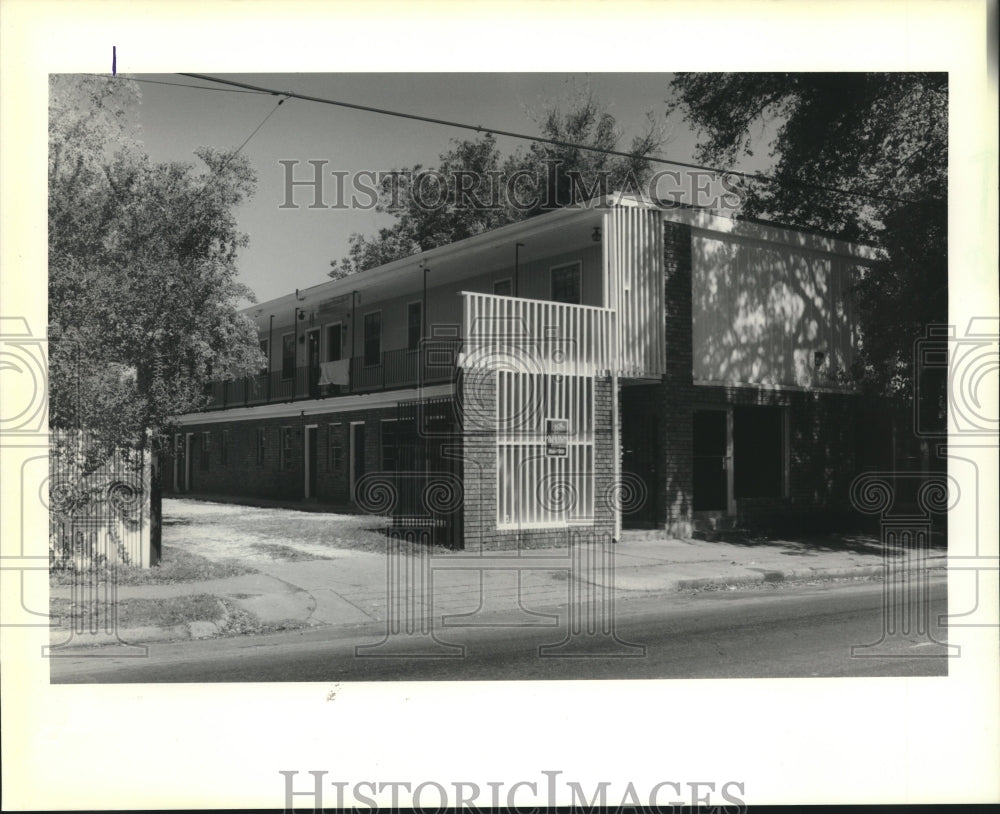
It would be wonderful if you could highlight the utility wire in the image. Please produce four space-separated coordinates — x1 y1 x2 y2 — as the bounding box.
104 75 274 95
187 95 287 209
179 72 940 208
232 96 287 155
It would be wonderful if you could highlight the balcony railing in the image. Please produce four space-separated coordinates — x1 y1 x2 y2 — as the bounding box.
461 291 616 376
200 341 462 411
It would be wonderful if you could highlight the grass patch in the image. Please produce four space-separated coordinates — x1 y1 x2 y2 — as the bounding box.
248 542 333 561
50 544 257 587
217 598 308 636
50 594 225 630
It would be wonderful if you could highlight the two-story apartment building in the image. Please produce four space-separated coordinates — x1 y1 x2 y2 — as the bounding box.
163 194 884 550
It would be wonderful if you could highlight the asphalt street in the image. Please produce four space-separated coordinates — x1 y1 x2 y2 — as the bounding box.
50 579 950 683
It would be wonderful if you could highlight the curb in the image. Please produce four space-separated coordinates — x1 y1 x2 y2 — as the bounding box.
585 556 949 592
48 599 230 650
673 564 888 590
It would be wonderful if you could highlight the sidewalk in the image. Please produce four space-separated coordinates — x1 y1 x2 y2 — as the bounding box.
48 530 946 648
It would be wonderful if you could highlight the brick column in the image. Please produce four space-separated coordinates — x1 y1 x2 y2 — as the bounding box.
661 220 695 537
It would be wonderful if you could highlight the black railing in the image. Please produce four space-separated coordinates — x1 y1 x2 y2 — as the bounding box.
200 340 462 411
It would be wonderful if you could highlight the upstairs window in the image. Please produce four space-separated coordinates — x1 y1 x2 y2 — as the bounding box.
281 333 295 379
363 312 381 367
407 302 423 351
551 262 581 305
326 324 343 361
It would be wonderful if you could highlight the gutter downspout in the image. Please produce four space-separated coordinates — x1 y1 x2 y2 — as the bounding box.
421 263 429 390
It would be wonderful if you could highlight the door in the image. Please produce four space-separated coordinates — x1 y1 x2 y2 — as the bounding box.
306 328 321 398
621 387 661 528
350 422 366 502
304 426 318 499
693 410 728 511
182 433 193 492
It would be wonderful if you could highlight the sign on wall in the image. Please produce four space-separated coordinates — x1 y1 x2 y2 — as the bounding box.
545 418 569 457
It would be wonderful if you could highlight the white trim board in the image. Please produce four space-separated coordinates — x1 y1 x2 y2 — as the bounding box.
175 383 455 425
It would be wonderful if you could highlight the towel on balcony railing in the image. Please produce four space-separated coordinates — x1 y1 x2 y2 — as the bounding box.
318 359 350 386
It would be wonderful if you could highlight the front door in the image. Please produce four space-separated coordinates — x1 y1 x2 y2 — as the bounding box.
306 329 321 398
621 386 661 528
693 410 729 511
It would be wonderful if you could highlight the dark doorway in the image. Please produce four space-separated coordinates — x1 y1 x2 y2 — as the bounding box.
733 406 785 498
621 385 661 528
305 426 318 499
693 410 728 510
176 434 190 493
351 423 366 502
306 329 321 398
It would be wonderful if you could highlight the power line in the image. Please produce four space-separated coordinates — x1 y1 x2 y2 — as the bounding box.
188 95 287 209
112 75 274 95
232 96 286 155
179 72 940 208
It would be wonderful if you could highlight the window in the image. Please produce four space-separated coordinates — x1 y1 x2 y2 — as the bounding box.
493 278 512 297
380 419 398 470
259 339 269 374
281 333 295 379
256 428 266 466
220 429 230 466
551 262 582 304
407 302 423 351
281 426 295 471
201 432 211 471
326 323 343 361
328 423 344 471
363 312 381 367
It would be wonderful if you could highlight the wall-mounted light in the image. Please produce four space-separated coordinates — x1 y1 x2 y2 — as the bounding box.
592 226 602 242
814 351 826 369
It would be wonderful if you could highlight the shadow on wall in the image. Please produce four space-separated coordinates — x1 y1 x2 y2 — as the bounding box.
692 233 859 388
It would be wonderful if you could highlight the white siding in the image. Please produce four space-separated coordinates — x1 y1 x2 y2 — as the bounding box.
603 206 665 377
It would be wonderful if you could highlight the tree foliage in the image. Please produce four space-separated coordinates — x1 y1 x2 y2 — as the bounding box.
48 75 263 459
330 91 664 277
667 72 948 400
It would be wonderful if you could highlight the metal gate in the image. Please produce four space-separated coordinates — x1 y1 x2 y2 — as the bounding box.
390 397 463 549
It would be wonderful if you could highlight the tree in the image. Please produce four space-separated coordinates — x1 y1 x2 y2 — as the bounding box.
48 75 264 465
666 73 948 404
329 91 665 277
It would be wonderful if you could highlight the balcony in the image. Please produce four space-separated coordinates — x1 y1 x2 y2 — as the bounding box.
200 341 462 411
461 291 616 376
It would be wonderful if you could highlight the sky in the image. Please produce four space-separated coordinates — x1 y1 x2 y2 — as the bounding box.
129 72 775 304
